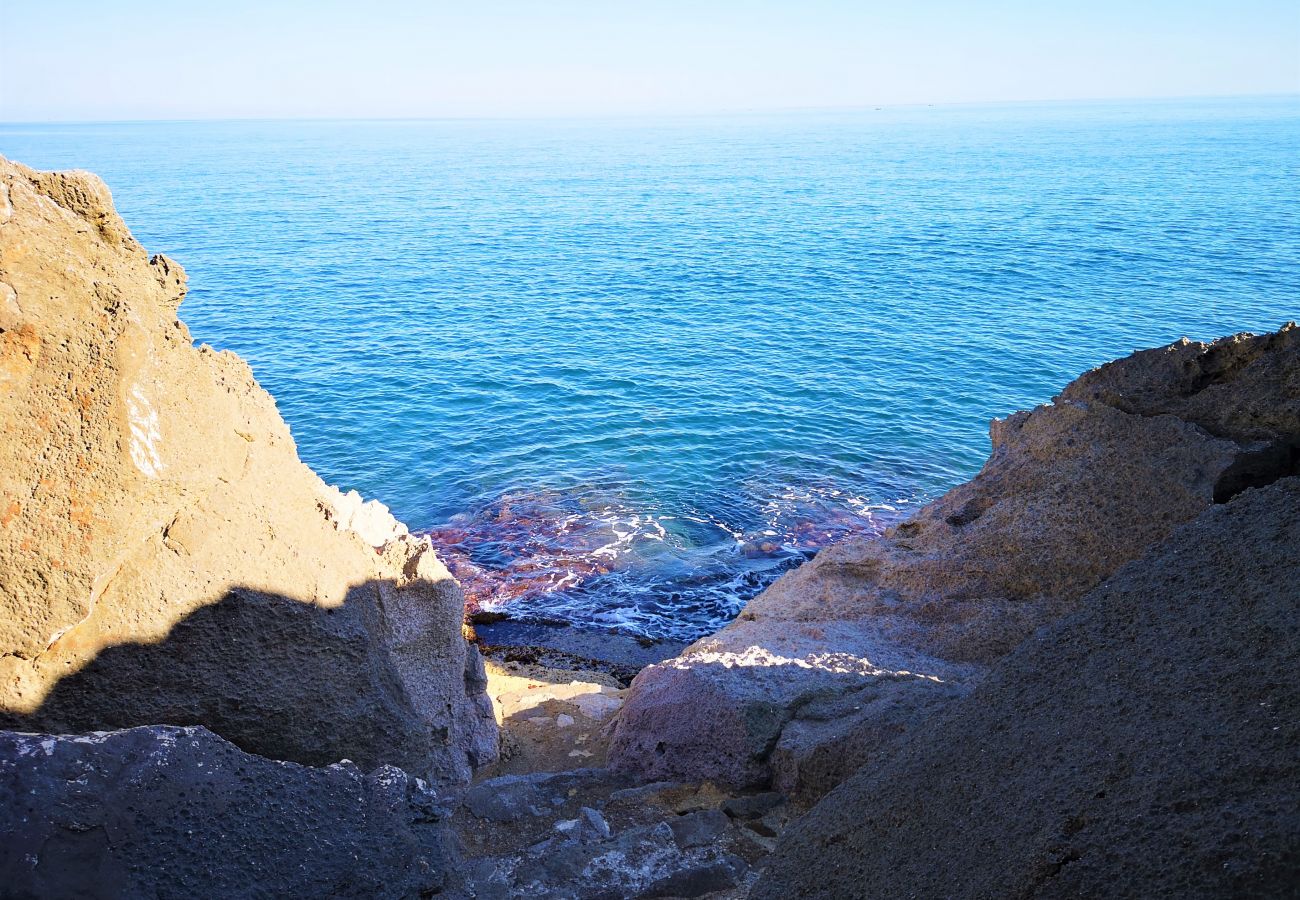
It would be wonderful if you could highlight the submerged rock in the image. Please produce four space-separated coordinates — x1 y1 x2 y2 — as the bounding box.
0 157 495 785
610 325 1300 801
0 725 457 898
753 477 1300 898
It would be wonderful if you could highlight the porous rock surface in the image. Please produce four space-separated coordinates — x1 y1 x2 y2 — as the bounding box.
610 325 1300 800
0 725 457 898
754 477 1300 898
0 156 495 784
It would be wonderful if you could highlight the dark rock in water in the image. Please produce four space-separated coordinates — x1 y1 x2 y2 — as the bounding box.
741 539 784 559
753 478 1300 899
476 619 688 684
0 725 457 899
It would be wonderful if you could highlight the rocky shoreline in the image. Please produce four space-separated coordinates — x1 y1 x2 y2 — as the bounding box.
608 323 1300 805
2 156 1296 897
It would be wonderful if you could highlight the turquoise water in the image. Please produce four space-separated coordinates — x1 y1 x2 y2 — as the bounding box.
4 97 1297 640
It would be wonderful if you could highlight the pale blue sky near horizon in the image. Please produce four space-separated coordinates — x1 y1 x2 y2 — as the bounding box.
1 0 1298 121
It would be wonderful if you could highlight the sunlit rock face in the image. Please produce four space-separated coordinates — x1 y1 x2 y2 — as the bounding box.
610 324 1300 801
0 157 495 785
754 476 1300 899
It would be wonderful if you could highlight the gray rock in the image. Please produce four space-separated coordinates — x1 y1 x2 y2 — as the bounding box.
553 806 613 843
754 478 1300 899
635 855 747 898
579 806 612 840
464 774 549 822
0 725 456 899
770 677 966 803
721 791 783 820
462 769 611 824
463 795 755 900
669 808 731 849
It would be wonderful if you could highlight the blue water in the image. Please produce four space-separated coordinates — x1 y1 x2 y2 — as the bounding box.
4 97 1297 640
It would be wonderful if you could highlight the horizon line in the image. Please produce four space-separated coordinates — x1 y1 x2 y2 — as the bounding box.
2 90 1296 128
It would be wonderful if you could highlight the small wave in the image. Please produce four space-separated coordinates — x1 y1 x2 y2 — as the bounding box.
421 480 903 642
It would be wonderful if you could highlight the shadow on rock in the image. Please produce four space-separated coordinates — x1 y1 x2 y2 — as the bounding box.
0 725 458 898
1 580 496 786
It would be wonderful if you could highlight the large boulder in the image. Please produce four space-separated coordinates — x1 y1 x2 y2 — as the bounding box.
753 477 1300 898
610 326 1299 800
0 725 457 898
0 157 495 785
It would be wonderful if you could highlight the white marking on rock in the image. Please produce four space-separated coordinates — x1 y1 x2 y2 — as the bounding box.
0 281 18 319
127 385 163 478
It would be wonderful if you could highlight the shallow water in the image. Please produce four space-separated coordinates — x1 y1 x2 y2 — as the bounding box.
4 97 1297 640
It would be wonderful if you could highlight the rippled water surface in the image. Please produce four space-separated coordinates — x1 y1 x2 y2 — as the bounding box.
4 98 1297 639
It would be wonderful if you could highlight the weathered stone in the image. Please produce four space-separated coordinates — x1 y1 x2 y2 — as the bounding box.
0 157 495 785
634 856 747 898
721 791 783 820
0 725 457 898
486 818 749 900
464 773 550 822
556 806 613 842
669 808 732 849
610 326 1299 800
1058 324 1300 445
754 478 1300 899
454 764 770 899
770 676 967 803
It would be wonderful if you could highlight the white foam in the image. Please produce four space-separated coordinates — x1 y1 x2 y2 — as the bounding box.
671 644 947 682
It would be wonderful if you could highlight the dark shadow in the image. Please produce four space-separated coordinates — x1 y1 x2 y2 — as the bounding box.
1213 439 1300 503
0 580 486 781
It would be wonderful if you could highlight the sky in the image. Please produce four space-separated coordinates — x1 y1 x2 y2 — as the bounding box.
1 0 1297 121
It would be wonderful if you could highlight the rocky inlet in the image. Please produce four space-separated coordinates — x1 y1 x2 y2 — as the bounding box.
1 156 1296 898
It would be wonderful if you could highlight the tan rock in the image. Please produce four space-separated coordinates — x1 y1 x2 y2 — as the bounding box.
610 325 1299 800
479 657 625 776
0 156 495 785
754 477 1300 898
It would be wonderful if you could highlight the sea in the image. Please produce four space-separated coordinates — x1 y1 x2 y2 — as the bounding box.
3 96 1297 642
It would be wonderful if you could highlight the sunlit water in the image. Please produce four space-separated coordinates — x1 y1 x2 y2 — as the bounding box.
4 97 1296 640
